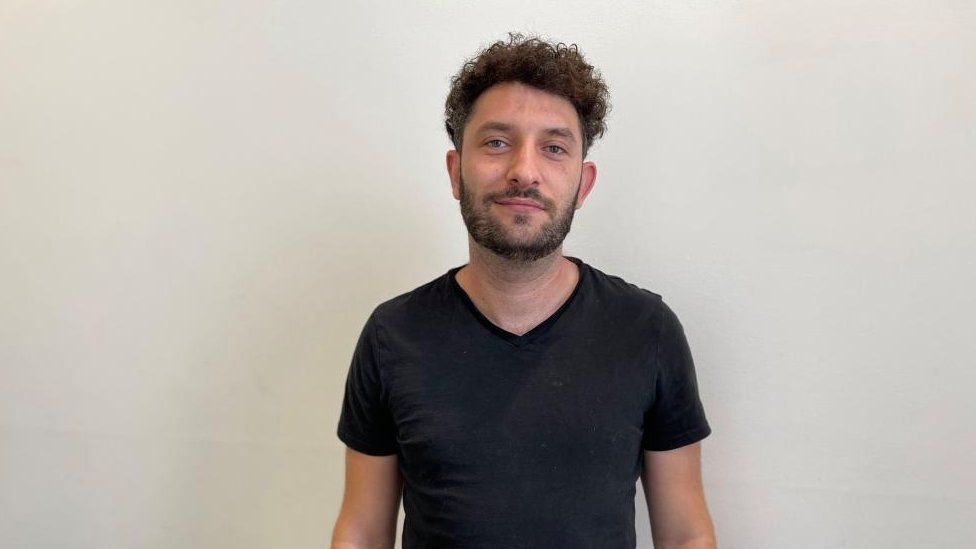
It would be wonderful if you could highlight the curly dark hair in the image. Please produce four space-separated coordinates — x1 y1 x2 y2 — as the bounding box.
445 33 610 159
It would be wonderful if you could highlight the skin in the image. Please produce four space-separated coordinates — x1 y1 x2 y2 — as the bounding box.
332 81 715 548
642 442 717 548
446 81 597 336
331 450 401 549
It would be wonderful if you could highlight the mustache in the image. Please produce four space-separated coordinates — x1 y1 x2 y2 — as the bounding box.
488 187 551 208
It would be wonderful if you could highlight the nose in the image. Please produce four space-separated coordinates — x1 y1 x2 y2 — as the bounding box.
505 142 542 189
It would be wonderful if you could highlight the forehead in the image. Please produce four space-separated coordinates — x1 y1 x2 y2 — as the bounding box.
465 82 581 137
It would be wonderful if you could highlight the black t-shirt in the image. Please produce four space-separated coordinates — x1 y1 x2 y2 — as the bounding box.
337 256 711 548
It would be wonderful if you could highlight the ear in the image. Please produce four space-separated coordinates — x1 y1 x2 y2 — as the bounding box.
446 149 461 200
574 161 597 209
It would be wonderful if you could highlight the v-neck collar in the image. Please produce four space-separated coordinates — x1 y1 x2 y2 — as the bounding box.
448 256 585 348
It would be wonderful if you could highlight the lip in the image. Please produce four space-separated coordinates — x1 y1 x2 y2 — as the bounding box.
495 199 544 212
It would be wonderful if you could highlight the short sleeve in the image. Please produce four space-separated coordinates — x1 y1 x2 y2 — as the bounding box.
641 300 712 451
337 313 399 456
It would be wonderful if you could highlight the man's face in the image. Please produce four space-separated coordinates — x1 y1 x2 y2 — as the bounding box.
447 81 597 262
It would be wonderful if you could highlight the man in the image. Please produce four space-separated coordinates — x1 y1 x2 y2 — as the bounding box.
331 33 715 549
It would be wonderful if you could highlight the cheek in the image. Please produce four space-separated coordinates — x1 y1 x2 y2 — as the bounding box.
467 158 506 181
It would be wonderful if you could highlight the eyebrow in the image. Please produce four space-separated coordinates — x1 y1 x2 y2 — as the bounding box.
474 121 578 144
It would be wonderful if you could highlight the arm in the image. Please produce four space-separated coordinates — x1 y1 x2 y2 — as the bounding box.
330 447 403 549
640 442 716 549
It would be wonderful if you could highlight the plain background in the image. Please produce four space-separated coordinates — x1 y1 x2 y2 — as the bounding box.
2 1 974 547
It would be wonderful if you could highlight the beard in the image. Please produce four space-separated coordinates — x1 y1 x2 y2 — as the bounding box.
458 173 579 263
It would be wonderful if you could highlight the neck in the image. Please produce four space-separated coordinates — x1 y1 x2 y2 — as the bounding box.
454 239 579 335
466 241 565 285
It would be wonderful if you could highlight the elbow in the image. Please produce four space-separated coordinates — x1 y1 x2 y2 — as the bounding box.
331 534 395 549
332 543 393 549
330 515 396 549
654 532 717 549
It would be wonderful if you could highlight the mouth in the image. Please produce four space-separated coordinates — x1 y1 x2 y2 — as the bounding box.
495 199 544 213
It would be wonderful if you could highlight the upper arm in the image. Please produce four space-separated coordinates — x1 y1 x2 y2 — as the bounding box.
331 446 402 548
639 442 715 546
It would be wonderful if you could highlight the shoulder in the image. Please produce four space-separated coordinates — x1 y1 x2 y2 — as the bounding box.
367 267 456 332
584 261 662 300
574 257 691 343
577 258 671 320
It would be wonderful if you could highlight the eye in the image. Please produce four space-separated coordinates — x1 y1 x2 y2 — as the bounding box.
485 139 507 149
545 145 567 155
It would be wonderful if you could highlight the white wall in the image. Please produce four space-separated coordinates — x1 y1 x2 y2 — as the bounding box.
2 1 974 547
